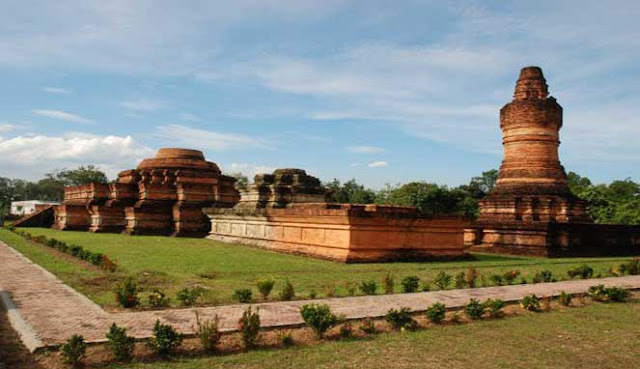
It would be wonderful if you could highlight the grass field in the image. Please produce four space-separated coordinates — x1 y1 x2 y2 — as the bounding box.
111 300 640 369
0 227 634 308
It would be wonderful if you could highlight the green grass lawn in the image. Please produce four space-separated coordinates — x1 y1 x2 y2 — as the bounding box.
0 227 634 308
115 300 640 369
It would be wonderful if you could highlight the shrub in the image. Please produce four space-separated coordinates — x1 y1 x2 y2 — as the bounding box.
484 299 505 317
278 331 294 347
383 272 395 294
520 294 541 312
489 274 503 286
177 286 205 306
385 307 416 330
233 289 253 303
502 270 521 285
256 278 276 300
148 290 170 308
115 278 139 308
465 267 479 288
465 298 484 319
568 265 594 279
359 317 376 334
433 271 452 290
614 258 640 276
300 304 341 339
87 252 104 266
195 312 221 352
532 270 553 283
422 283 431 292
279 280 295 301
61 334 87 367
238 306 261 348
106 323 134 362
359 280 378 295
147 320 183 357
344 282 357 296
588 284 608 302
339 321 353 338
454 272 466 289
100 255 118 272
401 275 420 293
324 284 336 298
589 285 630 302
425 302 446 323
558 291 572 306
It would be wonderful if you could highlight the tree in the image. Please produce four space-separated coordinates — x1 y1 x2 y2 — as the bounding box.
325 179 376 204
567 171 593 196
46 165 108 187
468 169 498 197
229 172 249 190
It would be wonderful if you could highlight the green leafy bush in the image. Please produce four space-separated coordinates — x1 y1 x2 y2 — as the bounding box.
233 288 253 303
454 272 466 289
147 319 183 357
433 271 452 290
484 298 505 317
238 306 261 348
568 265 594 279
558 291 572 306
489 274 503 286
465 298 484 319
401 275 420 293
148 290 170 308
61 334 87 367
465 267 479 288
300 304 341 339
195 312 221 352
425 302 446 323
279 280 295 301
106 323 134 362
502 270 521 285
257 277 276 300
339 321 353 338
176 286 205 306
359 317 376 334
589 285 630 302
532 270 553 283
385 307 416 330
344 282 357 296
520 294 541 312
115 278 139 308
359 280 378 295
383 272 395 294
278 331 294 347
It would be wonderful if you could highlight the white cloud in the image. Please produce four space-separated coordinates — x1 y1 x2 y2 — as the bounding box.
120 99 163 111
179 112 200 121
224 162 277 178
31 109 93 124
0 133 154 180
42 86 71 94
0 124 16 132
155 124 267 151
346 146 386 154
368 161 388 168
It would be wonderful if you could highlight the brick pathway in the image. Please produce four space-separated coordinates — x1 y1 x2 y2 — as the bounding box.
1 240 640 352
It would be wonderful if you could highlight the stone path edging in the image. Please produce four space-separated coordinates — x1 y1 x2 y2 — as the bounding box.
1 240 640 352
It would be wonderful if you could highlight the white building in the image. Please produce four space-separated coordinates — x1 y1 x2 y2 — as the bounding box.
10 200 60 216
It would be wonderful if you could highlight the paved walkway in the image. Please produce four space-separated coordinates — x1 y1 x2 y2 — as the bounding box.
1 241 640 352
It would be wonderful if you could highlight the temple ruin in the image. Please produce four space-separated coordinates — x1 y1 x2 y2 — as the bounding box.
464 67 640 256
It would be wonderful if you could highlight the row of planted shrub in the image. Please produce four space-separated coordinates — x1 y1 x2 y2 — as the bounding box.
113 260 640 309
8 227 118 272
60 284 633 367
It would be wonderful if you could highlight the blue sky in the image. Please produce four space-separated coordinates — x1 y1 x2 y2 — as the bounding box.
1 1 639 188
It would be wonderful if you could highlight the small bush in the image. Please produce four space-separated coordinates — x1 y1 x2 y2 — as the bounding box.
339 321 353 338
465 298 484 319
257 278 276 300
115 278 139 308
484 299 505 317
454 272 466 289
195 312 221 352
433 271 452 290
520 294 541 312
278 331 294 347
148 290 170 308
465 267 479 288
100 255 118 272
147 320 183 357
106 323 134 362
279 280 295 301
401 275 420 293
344 282 357 296
623 258 640 275
177 286 205 306
502 270 521 285
589 285 630 302
568 265 594 279
532 270 553 283
558 291 572 306
359 317 376 334
233 289 253 303
238 306 261 348
489 274 503 286
588 284 608 302
300 304 341 339
425 302 446 323
422 283 431 292
61 334 87 367
323 284 336 298
383 272 395 294
385 307 416 330
359 280 378 295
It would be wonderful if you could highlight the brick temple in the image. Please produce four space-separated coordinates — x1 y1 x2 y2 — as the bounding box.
53 148 239 236
464 67 640 256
